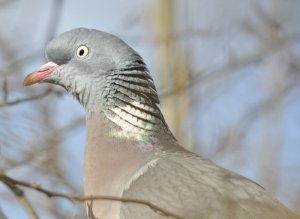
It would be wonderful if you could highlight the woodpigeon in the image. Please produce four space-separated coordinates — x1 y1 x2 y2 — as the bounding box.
23 28 299 219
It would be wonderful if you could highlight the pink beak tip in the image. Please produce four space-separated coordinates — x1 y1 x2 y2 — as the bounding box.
23 62 58 87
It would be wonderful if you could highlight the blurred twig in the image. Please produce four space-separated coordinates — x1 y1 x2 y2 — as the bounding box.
0 208 8 219
3 179 38 219
0 0 16 7
45 0 64 42
159 29 300 100
0 172 184 219
0 88 63 107
0 51 42 76
2 77 8 102
122 28 220 44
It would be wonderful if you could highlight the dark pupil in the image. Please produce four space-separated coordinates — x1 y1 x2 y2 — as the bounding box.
79 49 85 56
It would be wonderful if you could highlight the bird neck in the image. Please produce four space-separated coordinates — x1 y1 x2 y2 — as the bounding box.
85 60 174 142
82 60 177 217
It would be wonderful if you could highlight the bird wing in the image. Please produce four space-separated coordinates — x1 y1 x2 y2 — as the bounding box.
121 150 298 219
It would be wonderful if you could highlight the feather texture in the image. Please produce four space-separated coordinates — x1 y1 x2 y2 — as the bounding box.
24 28 299 219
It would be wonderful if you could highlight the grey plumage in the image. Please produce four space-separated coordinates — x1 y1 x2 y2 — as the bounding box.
23 28 299 219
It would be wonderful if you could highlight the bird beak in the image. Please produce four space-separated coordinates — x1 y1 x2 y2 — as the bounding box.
23 61 59 86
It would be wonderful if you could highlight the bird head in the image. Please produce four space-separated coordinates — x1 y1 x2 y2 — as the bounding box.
23 28 172 141
24 28 142 87
23 28 152 108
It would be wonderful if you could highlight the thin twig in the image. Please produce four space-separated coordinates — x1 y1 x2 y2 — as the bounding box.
0 208 8 219
3 180 38 219
0 172 184 219
45 0 64 42
2 77 8 102
0 88 62 108
1 51 41 77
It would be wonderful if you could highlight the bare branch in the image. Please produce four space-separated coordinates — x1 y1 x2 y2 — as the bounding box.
0 88 63 108
1 51 42 77
45 0 64 42
2 77 8 102
0 208 8 219
120 28 220 44
3 180 38 219
0 0 17 8
0 172 184 219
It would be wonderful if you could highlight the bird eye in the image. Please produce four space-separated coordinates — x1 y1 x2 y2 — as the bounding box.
76 45 89 58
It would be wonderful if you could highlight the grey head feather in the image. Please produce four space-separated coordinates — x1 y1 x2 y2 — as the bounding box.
43 28 172 141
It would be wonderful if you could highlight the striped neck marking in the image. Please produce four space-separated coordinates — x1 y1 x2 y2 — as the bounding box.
102 61 167 141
